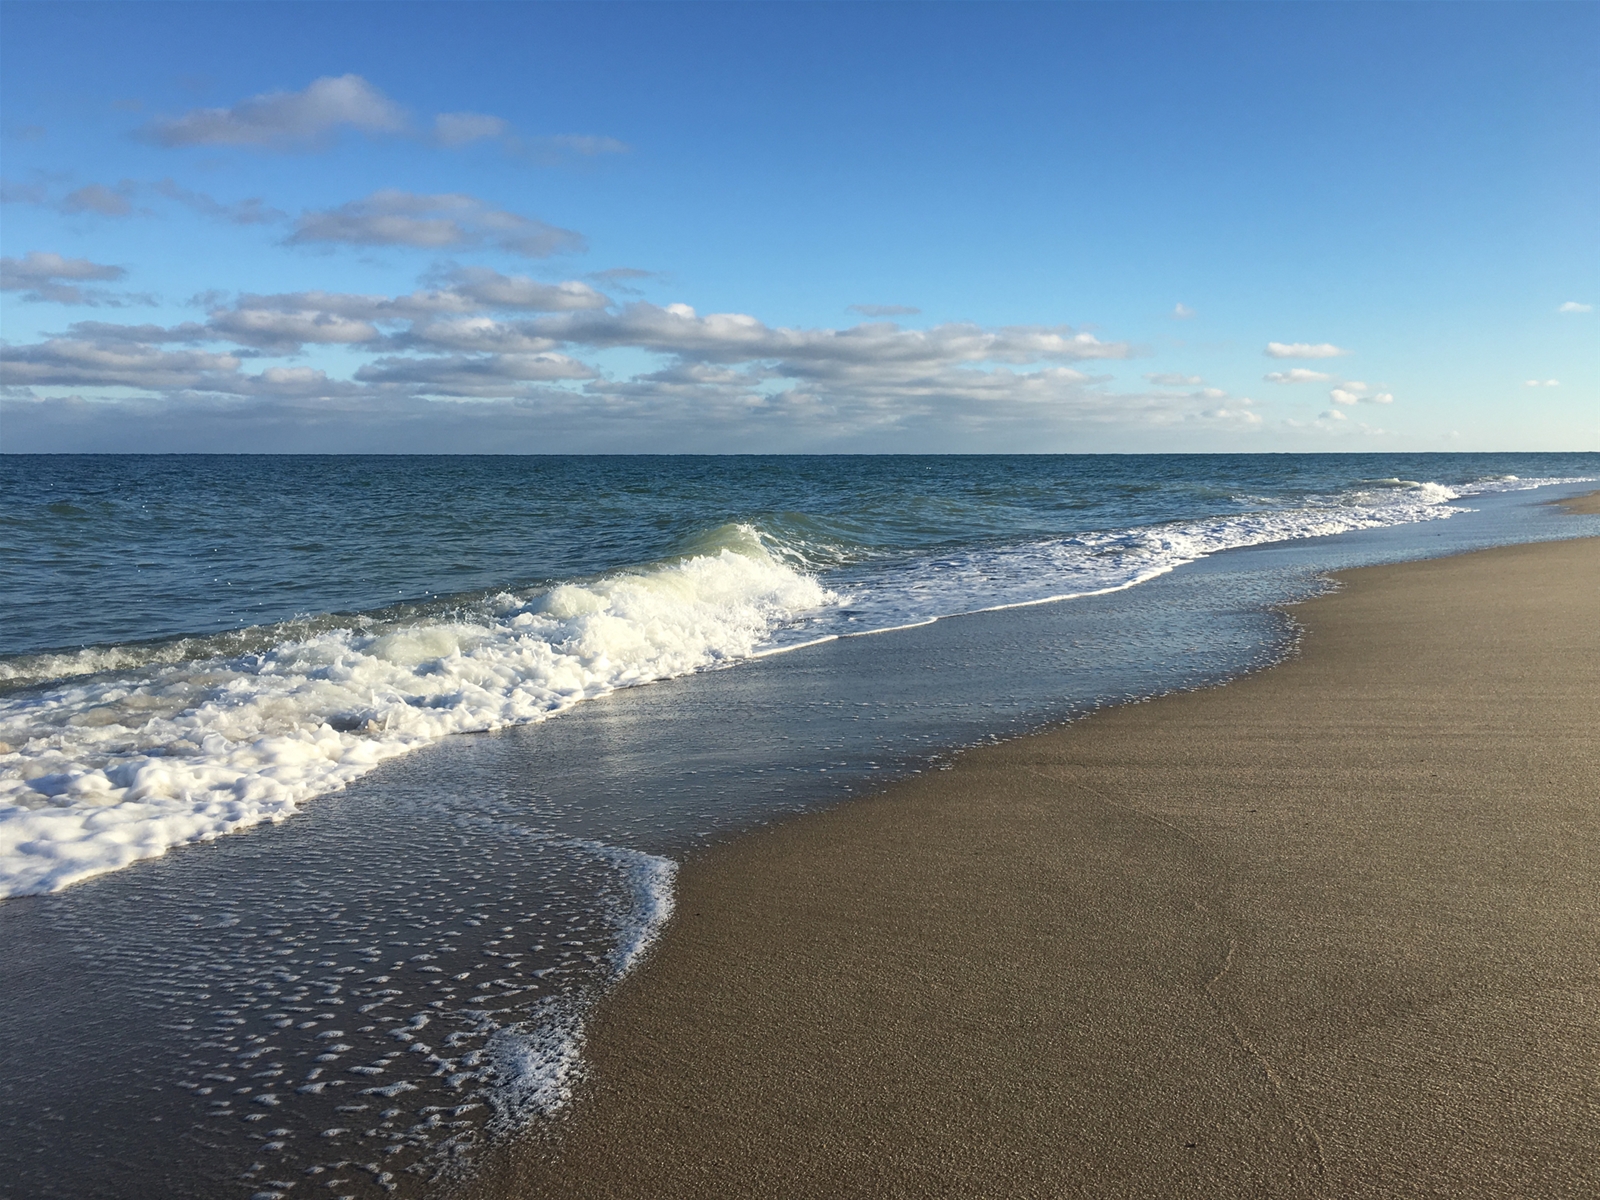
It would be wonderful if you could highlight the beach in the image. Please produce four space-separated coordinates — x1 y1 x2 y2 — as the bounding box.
2 461 1596 1199
460 532 1600 1199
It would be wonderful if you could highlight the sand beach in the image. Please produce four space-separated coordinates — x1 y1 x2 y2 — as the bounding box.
461 530 1600 1199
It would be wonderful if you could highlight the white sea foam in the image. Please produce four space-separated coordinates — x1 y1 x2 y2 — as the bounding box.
0 477 1589 898
483 844 676 1128
811 474 1596 633
0 527 826 897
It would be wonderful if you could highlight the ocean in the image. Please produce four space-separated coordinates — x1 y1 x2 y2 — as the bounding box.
2 452 1597 1199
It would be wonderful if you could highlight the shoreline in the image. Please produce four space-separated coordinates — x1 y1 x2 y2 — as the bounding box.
456 531 1600 1199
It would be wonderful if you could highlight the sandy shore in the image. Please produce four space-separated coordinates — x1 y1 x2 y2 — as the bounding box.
458 534 1600 1199
1554 489 1600 514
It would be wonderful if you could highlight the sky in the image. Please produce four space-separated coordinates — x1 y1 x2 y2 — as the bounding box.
1 0 1595 454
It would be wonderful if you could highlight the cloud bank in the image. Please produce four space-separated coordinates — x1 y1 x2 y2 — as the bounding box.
1 264 1304 450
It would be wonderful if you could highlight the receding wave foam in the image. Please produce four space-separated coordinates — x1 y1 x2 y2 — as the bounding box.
0 526 826 897
795 473 1594 636
483 845 676 1130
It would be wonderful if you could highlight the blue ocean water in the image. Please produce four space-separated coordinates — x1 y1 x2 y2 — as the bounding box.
5 452 1595 657
1 452 1597 1199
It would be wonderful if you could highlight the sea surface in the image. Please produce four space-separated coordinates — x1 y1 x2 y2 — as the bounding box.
2 453 1597 1199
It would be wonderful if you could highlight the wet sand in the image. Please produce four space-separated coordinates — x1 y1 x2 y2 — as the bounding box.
1554 489 1600 514
459 534 1600 1199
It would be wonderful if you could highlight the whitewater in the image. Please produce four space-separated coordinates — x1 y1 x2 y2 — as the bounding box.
2 471 1587 899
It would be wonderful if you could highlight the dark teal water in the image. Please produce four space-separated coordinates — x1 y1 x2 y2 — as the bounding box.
5 452 1596 655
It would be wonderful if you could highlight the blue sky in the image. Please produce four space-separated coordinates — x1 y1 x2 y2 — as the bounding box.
2 0 1594 452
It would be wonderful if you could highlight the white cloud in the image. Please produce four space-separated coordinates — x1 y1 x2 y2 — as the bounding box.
397 317 561 355
438 266 608 311
63 320 211 343
1264 368 1332 384
133 75 629 172
1523 379 1560 387
1 251 127 304
1171 303 1194 319
1321 409 1348 421
1264 342 1349 359
1329 382 1394 405
288 190 585 258
536 304 1130 372
142 75 407 149
14 272 1285 451
1558 301 1591 313
354 352 597 396
849 304 921 317
207 307 384 352
1 338 242 390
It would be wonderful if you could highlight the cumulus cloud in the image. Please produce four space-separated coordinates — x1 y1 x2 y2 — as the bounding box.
1264 368 1332 384
1558 301 1591 313
849 304 920 317
396 317 561 355
1329 382 1393 405
288 190 586 258
208 307 384 352
536 303 1130 371
1145 372 1204 386
60 320 211 343
193 270 607 352
354 352 596 397
1 252 127 304
437 266 608 311
1171 303 1195 319
134 73 627 167
1 338 242 390
12 271 1268 451
1264 342 1349 359
142 74 408 149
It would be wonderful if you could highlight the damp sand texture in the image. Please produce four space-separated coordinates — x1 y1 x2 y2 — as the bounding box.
457 536 1600 1200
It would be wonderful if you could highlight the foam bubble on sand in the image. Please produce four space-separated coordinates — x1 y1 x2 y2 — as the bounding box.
0 528 824 897
483 846 676 1128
